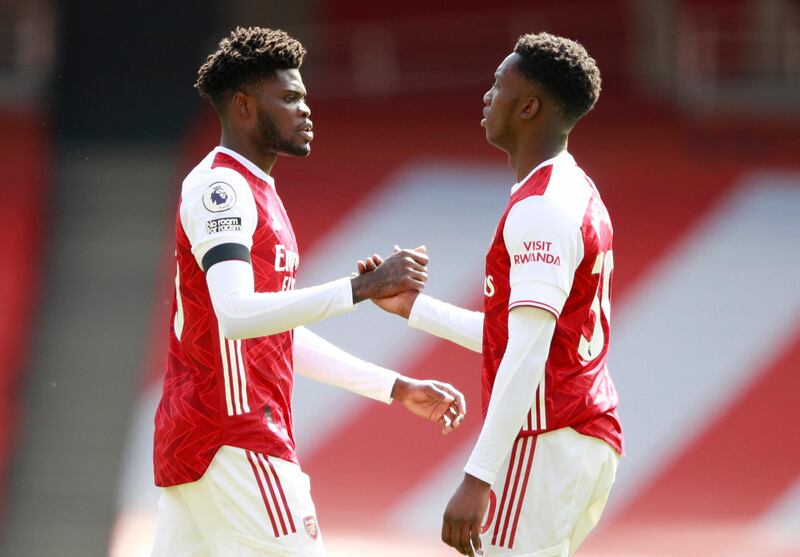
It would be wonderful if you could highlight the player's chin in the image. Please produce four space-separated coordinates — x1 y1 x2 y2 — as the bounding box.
282 142 311 157
485 129 502 148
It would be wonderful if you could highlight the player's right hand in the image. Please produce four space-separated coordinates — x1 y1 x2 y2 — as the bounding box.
355 246 427 318
350 245 428 304
442 474 489 556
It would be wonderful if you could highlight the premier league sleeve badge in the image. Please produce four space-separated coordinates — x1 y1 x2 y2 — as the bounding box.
202 182 237 212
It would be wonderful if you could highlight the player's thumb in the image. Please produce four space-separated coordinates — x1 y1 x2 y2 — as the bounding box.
413 245 427 254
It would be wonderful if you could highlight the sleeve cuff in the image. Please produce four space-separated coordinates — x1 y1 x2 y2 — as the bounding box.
376 371 400 405
463 461 496 486
508 280 567 319
336 277 358 314
407 293 433 330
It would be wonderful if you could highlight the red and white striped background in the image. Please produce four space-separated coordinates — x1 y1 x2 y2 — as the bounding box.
110 97 800 557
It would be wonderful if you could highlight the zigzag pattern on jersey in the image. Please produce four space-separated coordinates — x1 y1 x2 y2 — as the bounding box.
480 162 622 455
153 153 301 486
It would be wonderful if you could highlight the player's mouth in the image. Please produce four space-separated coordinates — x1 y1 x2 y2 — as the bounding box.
481 109 489 127
299 121 314 141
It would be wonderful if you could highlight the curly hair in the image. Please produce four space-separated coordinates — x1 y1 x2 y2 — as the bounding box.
513 33 601 122
195 27 306 108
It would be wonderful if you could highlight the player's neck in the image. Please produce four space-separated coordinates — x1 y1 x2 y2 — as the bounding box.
509 133 568 183
219 132 278 177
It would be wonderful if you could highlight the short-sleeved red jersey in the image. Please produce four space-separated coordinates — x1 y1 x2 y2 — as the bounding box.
482 152 623 455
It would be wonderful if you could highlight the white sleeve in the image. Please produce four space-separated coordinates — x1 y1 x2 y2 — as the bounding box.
206 260 355 340
293 326 399 403
180 169 258 268
463 306 556 485
407 294 483 353
503 196 582 319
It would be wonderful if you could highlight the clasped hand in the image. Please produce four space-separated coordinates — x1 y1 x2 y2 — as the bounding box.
355 245 464 434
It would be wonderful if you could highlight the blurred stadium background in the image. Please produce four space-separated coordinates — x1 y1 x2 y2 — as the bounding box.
1 0 799 556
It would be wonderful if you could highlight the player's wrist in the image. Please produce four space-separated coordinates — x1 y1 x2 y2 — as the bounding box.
350 274 371 304
397 291 420 319
406 291 430 321
390 375 413 402
462 472 492 490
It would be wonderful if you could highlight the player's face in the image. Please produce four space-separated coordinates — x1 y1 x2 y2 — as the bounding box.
482 53 526 151
252 69 313 157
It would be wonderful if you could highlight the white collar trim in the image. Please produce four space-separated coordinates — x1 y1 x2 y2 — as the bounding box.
510 150 574 195
214 146 276 187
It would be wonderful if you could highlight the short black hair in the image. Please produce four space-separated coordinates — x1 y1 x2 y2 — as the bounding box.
195 26 306 109
513 33 601 122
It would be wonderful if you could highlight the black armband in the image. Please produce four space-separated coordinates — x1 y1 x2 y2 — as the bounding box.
202 243 251 272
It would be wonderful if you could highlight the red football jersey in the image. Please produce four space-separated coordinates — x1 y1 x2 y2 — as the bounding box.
482 151 623 455
154 147 301 487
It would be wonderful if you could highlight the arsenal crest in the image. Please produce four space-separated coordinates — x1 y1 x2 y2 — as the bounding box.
303 515 319 540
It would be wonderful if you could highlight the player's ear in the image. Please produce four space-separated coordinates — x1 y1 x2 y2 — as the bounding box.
520 96 540 120
230 90 253 119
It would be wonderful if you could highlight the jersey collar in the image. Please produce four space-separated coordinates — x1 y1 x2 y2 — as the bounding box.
214 146 276 188
510 150 575 195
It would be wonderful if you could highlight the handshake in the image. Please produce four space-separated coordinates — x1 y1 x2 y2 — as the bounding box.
349 245 429 319
348 245 466 434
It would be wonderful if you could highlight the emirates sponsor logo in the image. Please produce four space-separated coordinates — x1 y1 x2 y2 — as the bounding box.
274 244 299 272
303 515 319 539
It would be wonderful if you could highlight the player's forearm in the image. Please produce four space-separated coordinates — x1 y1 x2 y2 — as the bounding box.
407 294 484 353
464 308 555 485
293 326 399 403
207 260 354 340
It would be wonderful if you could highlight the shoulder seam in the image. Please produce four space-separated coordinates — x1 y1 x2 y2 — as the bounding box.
183 165 250 194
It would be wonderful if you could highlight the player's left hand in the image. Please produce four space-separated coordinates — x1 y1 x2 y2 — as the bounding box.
442 474 491 556
391 376 465 434
356 246 425 319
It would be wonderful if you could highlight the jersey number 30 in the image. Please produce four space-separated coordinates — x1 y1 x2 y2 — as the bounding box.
578 250 612 361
